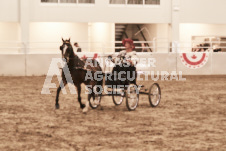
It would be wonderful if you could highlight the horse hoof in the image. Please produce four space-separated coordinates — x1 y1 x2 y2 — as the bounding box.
100 106 104 110
82 107 88 113
80 104 86 109
55 104 60 109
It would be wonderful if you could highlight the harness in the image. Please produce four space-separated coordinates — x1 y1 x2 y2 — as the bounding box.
59 57 100 73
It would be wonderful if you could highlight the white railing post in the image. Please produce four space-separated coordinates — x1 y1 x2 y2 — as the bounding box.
153 38 156 52
101 42 104 54
22 42 27 76
172 41 179 53
210 41 213 52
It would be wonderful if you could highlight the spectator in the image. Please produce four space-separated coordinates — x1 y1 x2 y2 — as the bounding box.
213 45 222 52
199 44 205 52
74 42 82 52
192 43 210 52
141 43 148 52
203 43 210 51
193 45 201 52
213 48 221 52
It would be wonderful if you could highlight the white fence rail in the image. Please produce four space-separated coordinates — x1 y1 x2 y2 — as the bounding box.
0 41 225 54
0 41 156 54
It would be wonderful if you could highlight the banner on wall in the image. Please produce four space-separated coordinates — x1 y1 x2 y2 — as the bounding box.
179 52 209 69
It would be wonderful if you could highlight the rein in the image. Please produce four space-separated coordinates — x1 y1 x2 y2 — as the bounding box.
59 66 93 72
59 58 98 73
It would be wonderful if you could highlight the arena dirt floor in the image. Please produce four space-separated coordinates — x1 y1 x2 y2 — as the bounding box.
0 75 226 151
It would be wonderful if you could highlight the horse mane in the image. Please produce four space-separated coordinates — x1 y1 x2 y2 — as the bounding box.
65 42 101 72
68 47 85 68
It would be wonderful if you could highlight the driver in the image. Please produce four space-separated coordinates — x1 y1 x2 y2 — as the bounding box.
109 38 139 86
114 38 139 66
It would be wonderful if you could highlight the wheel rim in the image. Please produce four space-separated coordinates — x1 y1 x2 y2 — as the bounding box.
127 85 139 110
113 88 124 105
150 84 161 106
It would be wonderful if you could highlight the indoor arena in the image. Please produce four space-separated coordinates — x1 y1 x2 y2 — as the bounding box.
0 0 226 150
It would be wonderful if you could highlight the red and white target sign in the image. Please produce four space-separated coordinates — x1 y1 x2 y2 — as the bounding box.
180 53 209 69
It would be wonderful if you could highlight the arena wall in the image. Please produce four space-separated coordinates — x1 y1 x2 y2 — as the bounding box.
29 0 171 23
0 0 19 22
0 23 20 42
212 53 226 75
180 0 226 24
0 54 25 76
1 53 226 76
3 0 226 24
29 22 89 43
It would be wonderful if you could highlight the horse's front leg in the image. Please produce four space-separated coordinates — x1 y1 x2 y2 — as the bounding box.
77 84 86 109
55 80 66 109
55 86 61 109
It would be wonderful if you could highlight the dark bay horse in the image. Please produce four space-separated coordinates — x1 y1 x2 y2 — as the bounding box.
55 38 103 113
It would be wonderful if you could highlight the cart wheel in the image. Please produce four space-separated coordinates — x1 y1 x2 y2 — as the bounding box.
126 84 139 111
89 86 102 109
148 83 161 107
112 88 124 105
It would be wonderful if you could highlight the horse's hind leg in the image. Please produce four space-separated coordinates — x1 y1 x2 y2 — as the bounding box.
77 84 86 109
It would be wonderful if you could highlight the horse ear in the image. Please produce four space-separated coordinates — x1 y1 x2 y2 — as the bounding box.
68 38 71 42
62 38 64 42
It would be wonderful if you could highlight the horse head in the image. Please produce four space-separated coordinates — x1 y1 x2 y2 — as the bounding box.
60 38 73 63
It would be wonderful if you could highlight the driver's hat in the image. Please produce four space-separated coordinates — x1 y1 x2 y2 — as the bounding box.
122 38 135 50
